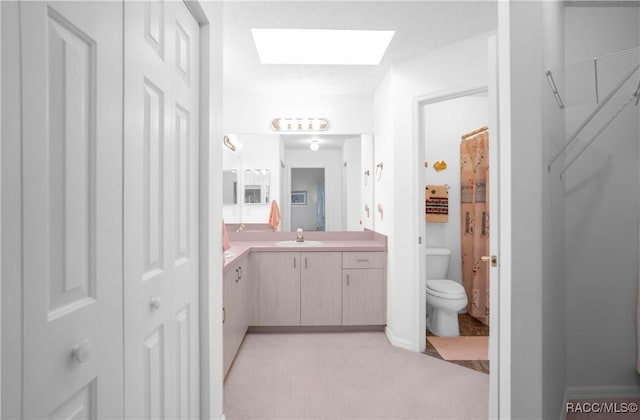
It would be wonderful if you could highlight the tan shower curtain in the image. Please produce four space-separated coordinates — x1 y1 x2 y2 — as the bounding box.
460 130 490 326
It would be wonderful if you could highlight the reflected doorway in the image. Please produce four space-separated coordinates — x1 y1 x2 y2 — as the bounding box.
291 168 325 231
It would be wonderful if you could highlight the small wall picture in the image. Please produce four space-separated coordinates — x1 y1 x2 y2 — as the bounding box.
291 191 307 205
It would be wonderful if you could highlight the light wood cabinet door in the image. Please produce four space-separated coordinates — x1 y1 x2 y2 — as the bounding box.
223 255 250 377
223 261 239 376
301 252 343 326
343 269 386 325
258 252 301 326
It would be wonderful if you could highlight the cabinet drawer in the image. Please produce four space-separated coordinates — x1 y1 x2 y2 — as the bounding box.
342 252 386 269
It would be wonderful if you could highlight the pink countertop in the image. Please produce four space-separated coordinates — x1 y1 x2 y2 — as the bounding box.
223 230 387 270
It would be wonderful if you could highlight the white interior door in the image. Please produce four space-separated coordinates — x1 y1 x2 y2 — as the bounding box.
124 1 200 418
20 1 124 418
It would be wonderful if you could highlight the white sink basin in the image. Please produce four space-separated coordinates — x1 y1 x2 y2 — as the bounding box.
276 240 323 247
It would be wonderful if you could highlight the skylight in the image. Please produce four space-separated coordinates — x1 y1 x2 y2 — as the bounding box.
251 29 395 65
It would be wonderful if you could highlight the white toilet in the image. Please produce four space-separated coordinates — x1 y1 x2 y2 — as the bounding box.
425 247 468 337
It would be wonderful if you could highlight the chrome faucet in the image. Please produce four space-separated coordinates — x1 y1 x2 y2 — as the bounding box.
295 227 304 242
236 223 246 232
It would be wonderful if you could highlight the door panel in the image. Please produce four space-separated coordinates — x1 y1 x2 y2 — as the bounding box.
124 1 200 418
301 252 342 325
20 1 123 418
258 252 301 326
343 269 386 325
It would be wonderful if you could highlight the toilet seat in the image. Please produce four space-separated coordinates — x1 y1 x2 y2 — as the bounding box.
426 279 466 299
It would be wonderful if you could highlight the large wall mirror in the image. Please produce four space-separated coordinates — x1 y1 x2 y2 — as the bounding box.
223 133 374 232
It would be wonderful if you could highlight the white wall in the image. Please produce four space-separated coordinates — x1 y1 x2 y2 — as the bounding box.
564 5 640 391
285 149 343 231
342 136 362 231
423 96 489 285
290 168 324 231
223 93 373 134
373 34 491 351
361 134 374 231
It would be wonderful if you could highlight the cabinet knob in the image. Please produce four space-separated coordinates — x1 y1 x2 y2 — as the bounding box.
72 339 92 363
346 274 350 286
150 297 162 311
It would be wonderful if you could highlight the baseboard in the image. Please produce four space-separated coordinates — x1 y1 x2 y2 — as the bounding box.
566 385 640 400
384 327 414 351
248 325 385 333
559 385 640 420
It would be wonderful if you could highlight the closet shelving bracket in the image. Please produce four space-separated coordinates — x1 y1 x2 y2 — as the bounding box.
546 46 640 175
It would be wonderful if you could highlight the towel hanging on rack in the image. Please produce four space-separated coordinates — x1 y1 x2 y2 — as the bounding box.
425 185 449 223
268 200 281 231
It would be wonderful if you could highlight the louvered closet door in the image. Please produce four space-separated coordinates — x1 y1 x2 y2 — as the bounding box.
20 1 124 418
124 1 200 418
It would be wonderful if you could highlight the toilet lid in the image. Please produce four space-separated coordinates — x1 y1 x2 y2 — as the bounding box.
426 279 466 298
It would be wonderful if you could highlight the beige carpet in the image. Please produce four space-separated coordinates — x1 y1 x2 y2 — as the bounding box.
224 332 489 419
427 336 489 361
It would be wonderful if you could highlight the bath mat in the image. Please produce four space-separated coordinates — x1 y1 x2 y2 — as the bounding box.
427 336 488 361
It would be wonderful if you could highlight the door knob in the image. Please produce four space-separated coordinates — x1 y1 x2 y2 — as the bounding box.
72 339 92 363
150 297 162 311
481 255 498 267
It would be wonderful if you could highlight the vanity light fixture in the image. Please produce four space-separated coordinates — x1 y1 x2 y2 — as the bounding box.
271 118 329 131
309 139 320 152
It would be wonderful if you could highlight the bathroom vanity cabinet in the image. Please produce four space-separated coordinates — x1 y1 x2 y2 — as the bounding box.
342 252 386 325
300 252 343 326
257 251 343 326
223 253 253 376
257 251 385 327
257 252 301 326
222 240 386 378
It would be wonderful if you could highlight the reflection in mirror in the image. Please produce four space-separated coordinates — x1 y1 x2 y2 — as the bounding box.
244 169 270 204
223 133 373 232
223 170 238 205
281 134 366 232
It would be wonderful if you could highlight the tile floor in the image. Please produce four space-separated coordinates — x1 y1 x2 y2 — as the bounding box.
425 313 490 374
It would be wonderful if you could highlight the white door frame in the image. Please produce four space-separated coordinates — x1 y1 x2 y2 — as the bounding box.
1 4 4 416
0 3 4 415
180 2 223 419
413 33 509 420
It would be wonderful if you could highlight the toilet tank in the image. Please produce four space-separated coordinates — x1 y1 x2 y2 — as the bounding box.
425 247 451 279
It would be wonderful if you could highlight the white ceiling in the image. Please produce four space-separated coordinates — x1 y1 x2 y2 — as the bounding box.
223 1 498 96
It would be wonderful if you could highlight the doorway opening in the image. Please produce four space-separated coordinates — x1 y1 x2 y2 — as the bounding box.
421 92 490 374
290 168 325 231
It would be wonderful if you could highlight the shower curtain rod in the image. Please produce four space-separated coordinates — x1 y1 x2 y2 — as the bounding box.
461 126 489 140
